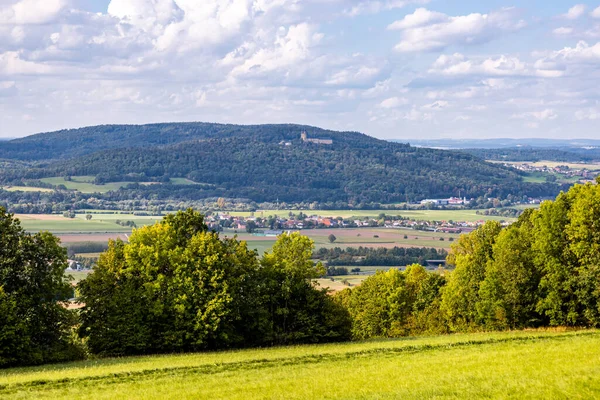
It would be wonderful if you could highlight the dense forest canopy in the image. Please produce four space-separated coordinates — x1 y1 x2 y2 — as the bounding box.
0 122 567 204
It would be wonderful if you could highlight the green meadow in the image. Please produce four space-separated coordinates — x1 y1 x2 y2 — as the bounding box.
31 176 198 193
39 176 133 193
1 330 598 400
0 186 54 193
17 213 165 234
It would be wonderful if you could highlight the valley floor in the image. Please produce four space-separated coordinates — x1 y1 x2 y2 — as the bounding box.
1 330 599 399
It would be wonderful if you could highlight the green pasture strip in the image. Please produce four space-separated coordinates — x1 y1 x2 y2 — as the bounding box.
39 176 133 193
66 271 91 284
18 219 131 233
1 330 598 399
169 178 198 185
0 186 54 192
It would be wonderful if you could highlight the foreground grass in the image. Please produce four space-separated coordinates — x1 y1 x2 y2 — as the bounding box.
2 330 599 399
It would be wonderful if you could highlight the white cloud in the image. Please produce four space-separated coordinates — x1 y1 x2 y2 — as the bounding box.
326 65 382 86
387 8 445 30
0 51 53 75
563 4 586 20
553 27 574 36
592 6 600 19
422 100 449 110
575 108 600 120
379 96 408 108
429 53 563 78
512 109 558 121
388 7 526 52
1 1 600 140
229 23 323 78
344 0 430 17
544 41 600 62
0 0 68 25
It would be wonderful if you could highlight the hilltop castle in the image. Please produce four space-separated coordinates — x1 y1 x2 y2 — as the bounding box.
301 131 332 145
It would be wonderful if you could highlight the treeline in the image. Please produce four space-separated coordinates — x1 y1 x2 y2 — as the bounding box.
315 246 448 267
0 209 350 367
63 242 109 258
336 178 600 337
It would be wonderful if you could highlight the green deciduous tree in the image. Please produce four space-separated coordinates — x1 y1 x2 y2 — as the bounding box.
341 265 446 339
478 210 542 330
0 207 83 367
260 232 350 344
440 221 502 331
78 209 263 356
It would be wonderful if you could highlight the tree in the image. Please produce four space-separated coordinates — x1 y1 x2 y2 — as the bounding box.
328 234 337 243
440 221 502 331
531 192 580 326
246 220 257 233
78 209 264 356
259 232 350 344
477 210 542 330
342 266 447 340
0 207 83 367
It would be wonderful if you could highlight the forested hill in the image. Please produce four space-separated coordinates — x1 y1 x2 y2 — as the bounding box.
0 122 566 203
0 123 375 161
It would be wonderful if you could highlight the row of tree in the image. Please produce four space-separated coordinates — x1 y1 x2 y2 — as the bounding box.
336 179 600 337
315 246 448 267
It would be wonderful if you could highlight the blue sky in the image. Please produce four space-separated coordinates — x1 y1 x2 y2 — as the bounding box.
1 1 599 139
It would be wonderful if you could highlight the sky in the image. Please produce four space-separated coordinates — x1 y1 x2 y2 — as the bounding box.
0 1 599 140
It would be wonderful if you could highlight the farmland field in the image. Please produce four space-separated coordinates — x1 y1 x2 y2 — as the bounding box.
490 160 600 170
229 209 514 222
17 212 462 253
17 213 164 234
1 330 598 399
0 186 54 192
39 176 134 193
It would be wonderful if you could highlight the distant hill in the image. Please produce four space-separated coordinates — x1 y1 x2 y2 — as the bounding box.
0 123 360 161
0 123 565 203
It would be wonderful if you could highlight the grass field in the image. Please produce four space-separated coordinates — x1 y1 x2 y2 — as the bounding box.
0 186 54 192
1 329 598 399
522 172 581 184
30 176 199 193
17 213 165 234
39 176 134 193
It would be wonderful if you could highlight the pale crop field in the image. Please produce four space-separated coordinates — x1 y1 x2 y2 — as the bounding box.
491 160 600 170
1 330 598 399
